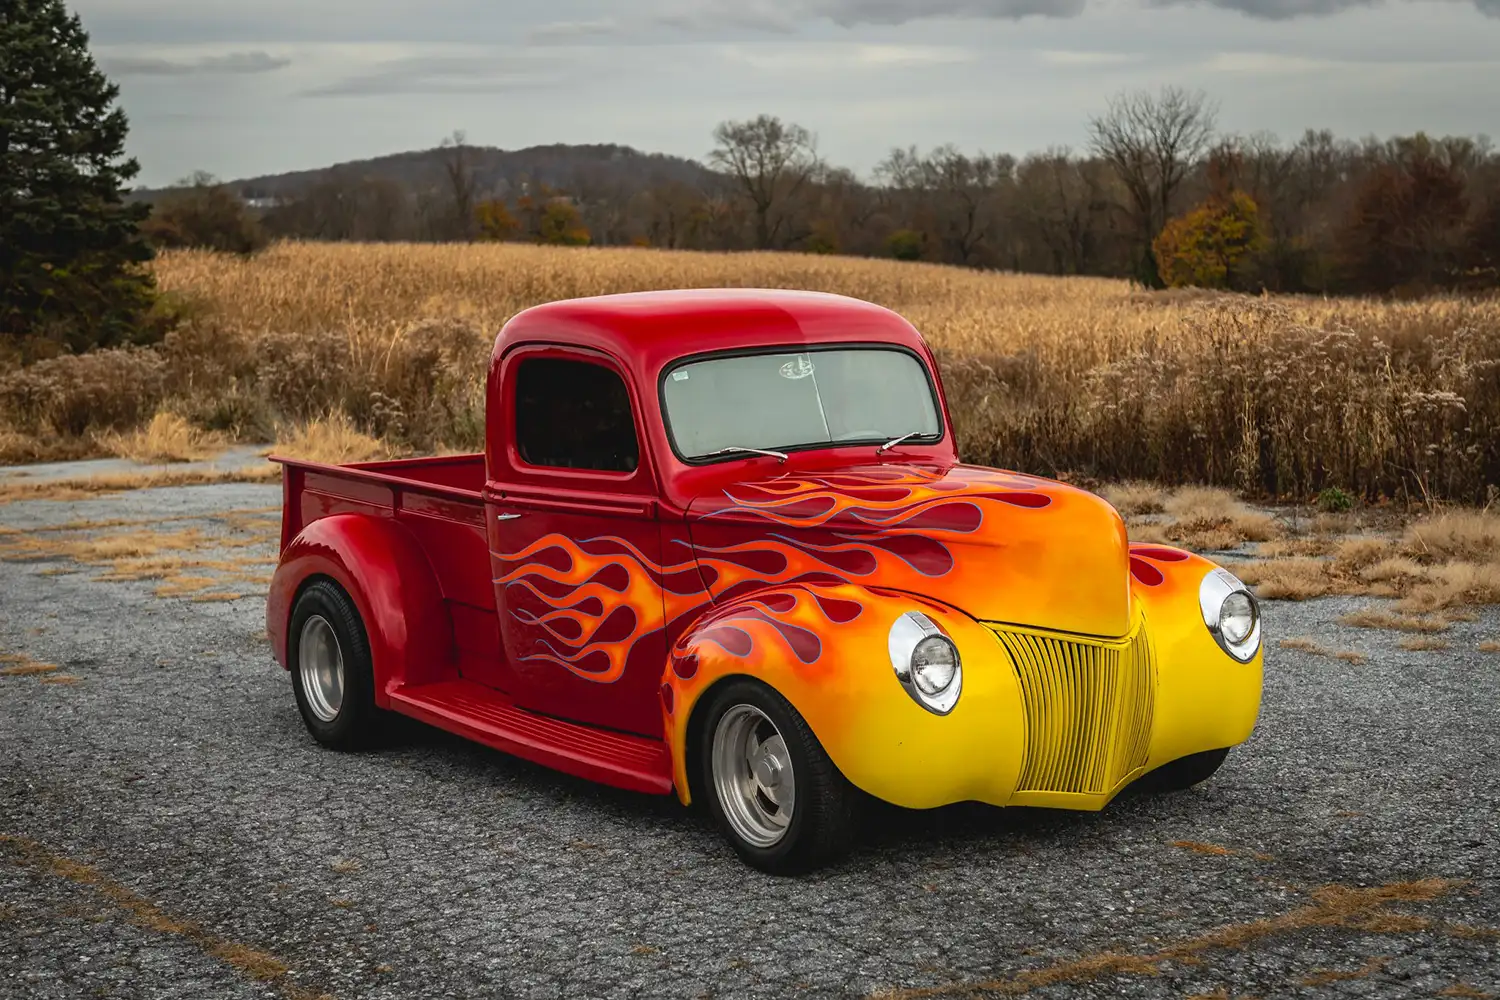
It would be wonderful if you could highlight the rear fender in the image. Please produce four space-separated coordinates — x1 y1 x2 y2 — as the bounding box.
661 582 1026 809
267 514 453 707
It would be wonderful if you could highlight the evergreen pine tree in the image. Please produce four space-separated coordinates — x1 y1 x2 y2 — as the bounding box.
1 0 157 354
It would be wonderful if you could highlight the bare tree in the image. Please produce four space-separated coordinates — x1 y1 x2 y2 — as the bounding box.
1014 149 1116 275
439 130 478 241
1088 87 1217 281
877 145 1013 267
708 115 820 249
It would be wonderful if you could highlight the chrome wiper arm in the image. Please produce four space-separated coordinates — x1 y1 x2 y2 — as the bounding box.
878 431 930 454
705 446 790 463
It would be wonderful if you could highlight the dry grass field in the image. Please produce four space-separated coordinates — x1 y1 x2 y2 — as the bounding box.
4 241 1500 506
2 240 1499 635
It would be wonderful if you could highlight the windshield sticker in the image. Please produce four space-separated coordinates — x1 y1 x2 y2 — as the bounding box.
672 370 690 381
780 355 816 380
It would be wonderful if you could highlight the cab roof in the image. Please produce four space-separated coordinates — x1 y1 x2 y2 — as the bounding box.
494 288 931 376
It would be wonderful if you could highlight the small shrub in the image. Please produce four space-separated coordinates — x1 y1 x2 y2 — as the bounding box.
0 347 166 436
100 412 226 463
886 229 925 261
1317 487 1356 513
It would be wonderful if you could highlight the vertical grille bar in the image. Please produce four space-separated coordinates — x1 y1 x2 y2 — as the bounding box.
996 624 1156 795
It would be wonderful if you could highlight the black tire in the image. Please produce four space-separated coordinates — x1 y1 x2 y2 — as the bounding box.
697 679 859 875
288 579 385 750
1137 748 1231 793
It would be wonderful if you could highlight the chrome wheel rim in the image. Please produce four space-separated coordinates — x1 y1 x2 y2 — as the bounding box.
712 704 795 848
298 615 344 723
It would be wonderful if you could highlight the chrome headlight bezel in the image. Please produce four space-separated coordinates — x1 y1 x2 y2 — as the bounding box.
888 611 962 715
1199 567 1262 662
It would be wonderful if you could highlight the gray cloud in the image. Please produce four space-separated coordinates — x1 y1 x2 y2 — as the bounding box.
804 0 1088 24
302 53 568 97
1149 0 1498 18
526 19 624 44
103 51 292 76
525 0 1082 43
1144 0 1376 17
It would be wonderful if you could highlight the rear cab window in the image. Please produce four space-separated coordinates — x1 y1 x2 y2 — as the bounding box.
514 357 640 473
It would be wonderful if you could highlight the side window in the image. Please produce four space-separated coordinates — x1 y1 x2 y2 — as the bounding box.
513 357 640 473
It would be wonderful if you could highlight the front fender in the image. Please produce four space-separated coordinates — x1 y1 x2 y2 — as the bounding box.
1129 545 1264 769
662 583 1026 809
267 514 452 707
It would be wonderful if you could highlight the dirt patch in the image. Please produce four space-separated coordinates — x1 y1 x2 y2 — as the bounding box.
0 466 278 505
1278 638 1368 665
869 879 1462 998
0 509 280 600
0 834 332 1000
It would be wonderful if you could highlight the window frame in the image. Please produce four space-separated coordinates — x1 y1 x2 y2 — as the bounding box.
501 345 649 486
657 342 947 466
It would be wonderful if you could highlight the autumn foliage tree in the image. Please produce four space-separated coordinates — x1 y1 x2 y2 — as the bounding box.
1153 190 1264 290
474 199 518 241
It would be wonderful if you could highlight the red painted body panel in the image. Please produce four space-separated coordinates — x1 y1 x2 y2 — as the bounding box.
266 512 455 703
390 680 672 794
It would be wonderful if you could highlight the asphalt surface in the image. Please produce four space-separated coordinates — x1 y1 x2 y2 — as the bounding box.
2 479 1498 1000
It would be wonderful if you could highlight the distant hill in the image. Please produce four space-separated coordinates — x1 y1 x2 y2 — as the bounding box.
134 143 726 203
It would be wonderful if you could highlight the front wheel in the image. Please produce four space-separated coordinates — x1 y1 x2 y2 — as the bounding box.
699 680 859 874
288 579 385 750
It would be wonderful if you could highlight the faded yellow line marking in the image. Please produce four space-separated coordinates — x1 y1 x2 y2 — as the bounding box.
0 834 333 1000
870 879 1464 999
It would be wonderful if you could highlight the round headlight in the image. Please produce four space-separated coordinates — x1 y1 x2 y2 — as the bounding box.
888 611 963 715
911 636 958 695
1219 591 1257 646
1198 567 1262 662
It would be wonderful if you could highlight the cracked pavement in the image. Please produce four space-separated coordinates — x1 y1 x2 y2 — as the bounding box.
2 481 1498 999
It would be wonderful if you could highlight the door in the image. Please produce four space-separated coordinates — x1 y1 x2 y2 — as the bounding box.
486 350 668 739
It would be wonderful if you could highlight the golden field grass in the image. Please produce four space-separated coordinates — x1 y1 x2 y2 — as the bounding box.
4 242 1500 626
1 241 1497 504
0 507 281 601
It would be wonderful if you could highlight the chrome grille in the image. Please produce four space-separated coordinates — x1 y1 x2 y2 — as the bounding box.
990 624 1155 795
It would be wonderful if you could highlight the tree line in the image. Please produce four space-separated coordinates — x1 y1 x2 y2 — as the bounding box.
155 91 1500 297
7 0 1500 364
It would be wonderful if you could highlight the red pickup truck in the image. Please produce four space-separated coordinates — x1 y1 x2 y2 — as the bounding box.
267 288 1263 873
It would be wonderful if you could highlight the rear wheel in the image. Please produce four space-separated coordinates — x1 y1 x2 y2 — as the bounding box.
289 579 384 750
699 680 858 874
1138 748 1230 793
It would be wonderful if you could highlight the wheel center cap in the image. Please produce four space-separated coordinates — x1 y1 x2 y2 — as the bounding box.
753 752 784 789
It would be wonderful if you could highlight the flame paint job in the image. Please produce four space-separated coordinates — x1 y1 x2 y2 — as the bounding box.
491 533 683 684
686 463 1133 638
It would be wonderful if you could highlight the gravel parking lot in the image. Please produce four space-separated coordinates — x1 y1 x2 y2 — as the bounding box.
2 480 1498 1000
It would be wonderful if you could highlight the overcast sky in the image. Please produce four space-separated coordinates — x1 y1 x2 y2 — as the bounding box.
72 0 1500 188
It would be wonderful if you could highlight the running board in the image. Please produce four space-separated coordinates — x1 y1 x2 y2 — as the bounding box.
388 680 674 795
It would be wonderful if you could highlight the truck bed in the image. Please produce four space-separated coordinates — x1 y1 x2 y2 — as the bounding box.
277 451 496 670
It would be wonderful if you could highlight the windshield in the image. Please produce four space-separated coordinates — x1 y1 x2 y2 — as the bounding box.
662 347 943 460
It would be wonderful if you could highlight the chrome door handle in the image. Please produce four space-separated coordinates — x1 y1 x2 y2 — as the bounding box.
496 513 523 522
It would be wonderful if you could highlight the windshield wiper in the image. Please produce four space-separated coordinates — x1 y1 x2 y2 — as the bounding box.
878 432 935 454
705 446 790 463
